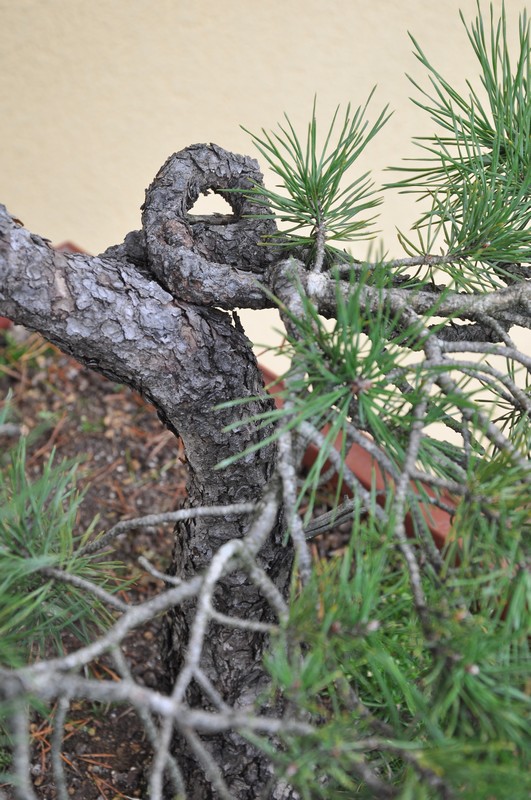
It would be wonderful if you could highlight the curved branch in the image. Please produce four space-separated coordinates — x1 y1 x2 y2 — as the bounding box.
142 143 279 308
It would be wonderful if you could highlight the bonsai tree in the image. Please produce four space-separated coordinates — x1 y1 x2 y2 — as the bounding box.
0 5 529 798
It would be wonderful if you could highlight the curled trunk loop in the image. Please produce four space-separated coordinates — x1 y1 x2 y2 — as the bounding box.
142 143 278 307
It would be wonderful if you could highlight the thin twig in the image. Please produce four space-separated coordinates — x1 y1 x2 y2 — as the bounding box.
391 387 433 626
39 567 129 612
209 608 278 633
298 419 388 522
112 648 187 798
181 729 234 800
10 703 38 800
78 502 256 556
51 696 70 800
277 429 312 584
19 577 203 676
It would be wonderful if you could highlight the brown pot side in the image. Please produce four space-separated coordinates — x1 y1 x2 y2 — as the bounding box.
259 364 453 549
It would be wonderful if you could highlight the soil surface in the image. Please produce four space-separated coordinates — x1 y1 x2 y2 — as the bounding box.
0 327 348 799
0 328 186 799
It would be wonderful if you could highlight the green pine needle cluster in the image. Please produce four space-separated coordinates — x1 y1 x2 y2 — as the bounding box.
389 2 531 289
240 94 390 265
219 262 527 520
238 4 531 290
259 494 530 799
0 405 126 669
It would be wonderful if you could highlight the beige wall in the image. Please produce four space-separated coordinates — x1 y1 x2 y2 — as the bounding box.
0 0 517 366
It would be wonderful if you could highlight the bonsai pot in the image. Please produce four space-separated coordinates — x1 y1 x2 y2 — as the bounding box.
259 363 453 549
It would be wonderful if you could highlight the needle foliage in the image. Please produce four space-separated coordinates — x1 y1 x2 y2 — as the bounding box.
239 94 390 266
388 2 531 288
0 402 126 669
231 4 530 798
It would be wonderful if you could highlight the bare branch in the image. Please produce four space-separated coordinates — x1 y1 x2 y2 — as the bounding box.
9 703 38 800
39 566 130 612
79 501 257 556
50 696 70 800
112 648 187 798
277 429 313 584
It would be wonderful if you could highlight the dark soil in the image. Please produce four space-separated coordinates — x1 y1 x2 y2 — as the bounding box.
0 328 187 799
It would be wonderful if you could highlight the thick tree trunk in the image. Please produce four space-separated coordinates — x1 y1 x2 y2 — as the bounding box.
0 145 296 797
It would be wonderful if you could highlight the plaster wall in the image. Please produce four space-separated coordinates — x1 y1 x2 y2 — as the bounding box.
0 0 520 365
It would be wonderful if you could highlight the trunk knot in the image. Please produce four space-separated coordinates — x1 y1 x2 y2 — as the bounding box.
142 144 278 305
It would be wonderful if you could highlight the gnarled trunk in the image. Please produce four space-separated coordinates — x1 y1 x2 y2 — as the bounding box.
0 143 296 798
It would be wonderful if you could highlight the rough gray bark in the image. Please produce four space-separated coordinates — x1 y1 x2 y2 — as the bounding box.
0 144 296 798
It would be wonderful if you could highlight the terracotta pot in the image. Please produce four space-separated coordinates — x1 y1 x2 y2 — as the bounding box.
259 364 453 548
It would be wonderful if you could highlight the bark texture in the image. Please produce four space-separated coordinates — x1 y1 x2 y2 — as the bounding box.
142 142 278 308
0 144 295 798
